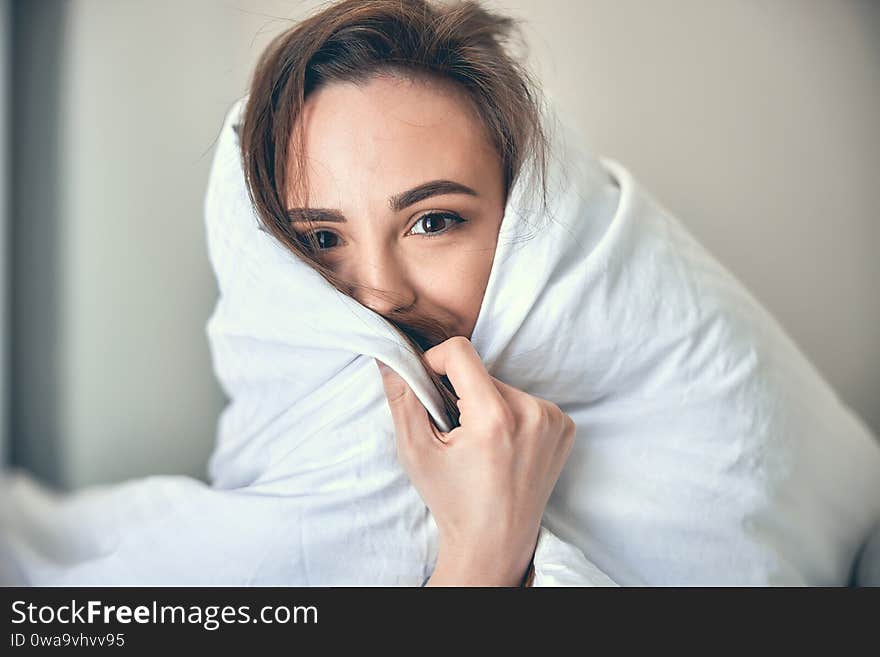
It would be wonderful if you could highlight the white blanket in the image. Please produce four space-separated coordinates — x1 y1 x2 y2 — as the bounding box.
2 96 878 586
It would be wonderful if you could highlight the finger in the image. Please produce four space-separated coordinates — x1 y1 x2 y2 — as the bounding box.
375 359 433 447
422 337 507 420
487 375 565 432
484 375 540 428
488 375 529 404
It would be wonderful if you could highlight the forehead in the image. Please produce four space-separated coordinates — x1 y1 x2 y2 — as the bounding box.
289 75 498 207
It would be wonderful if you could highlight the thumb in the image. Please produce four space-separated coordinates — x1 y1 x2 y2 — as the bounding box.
376 359 431 446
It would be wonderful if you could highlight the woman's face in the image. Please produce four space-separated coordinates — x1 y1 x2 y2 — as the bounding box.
286 74 506 341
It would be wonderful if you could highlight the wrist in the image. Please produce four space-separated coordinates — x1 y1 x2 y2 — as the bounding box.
426 558 521 587
426 545 532 587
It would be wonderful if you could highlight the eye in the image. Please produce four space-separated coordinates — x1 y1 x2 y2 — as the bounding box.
298 230 340 251
408 212 466 238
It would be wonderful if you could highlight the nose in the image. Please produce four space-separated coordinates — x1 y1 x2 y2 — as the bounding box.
350 249 416 316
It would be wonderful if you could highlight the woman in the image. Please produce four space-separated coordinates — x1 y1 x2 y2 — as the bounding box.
238 0 576 586
233 0 880 586
2 0 877 587
0 0 597 587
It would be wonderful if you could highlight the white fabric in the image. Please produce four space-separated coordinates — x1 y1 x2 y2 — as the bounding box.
2 95 879 586
532 525 617 587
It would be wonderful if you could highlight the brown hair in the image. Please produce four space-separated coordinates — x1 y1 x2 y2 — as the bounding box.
238 0 549 429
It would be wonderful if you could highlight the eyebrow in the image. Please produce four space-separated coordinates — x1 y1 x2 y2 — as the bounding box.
286 179 478 223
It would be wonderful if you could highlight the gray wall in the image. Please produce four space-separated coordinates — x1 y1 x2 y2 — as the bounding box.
10 0 67 484
7 0 880 489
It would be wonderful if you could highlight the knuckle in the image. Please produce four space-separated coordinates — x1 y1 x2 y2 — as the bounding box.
545 401 566 428
448 335 473 358
483 403 515 436
424 336 473 371
542 398 561 417
429 335 467 354
562 414 576 443
449 335 471 349
522 397 548 431
520 397 575 446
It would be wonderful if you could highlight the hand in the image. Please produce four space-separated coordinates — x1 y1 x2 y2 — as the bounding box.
376 336 576 586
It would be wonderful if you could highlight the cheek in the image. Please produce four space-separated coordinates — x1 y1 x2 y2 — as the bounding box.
417 245 496 328
447 217 502 322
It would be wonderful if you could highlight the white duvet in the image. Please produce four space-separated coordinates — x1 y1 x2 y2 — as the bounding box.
1 96 878 586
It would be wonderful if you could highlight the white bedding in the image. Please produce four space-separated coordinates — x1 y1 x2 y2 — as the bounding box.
1 96 878 586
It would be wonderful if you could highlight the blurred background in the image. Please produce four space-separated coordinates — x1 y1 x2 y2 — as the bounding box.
0 0 877 490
